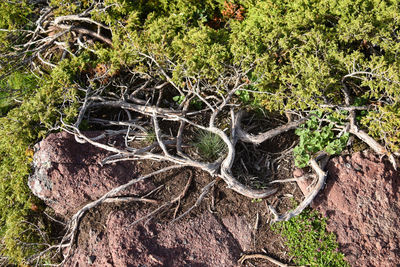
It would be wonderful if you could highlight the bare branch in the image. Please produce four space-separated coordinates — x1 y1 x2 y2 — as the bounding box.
239 253 304 267
237 112 308 145
269 153 329 222
54 15 110 30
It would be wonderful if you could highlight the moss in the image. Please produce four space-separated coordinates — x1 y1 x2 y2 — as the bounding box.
271 208 349 267
0 55 92 263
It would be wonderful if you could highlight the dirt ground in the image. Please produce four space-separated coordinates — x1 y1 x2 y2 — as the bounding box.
75 129 304 267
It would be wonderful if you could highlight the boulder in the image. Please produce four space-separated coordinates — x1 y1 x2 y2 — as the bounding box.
64 210 248 267
298 151 400 266
30 131 253 267
29 131 154 216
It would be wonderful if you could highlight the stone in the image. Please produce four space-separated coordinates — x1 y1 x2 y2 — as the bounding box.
292 167 305 178
312 151 400 266
29 131 154 217
64 210 248 267
31 131 253 267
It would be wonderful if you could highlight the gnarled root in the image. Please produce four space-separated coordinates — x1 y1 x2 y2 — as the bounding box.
269 152 328 222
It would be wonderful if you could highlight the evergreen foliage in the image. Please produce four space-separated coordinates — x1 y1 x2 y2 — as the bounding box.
229 0 400 151
0 56 86 263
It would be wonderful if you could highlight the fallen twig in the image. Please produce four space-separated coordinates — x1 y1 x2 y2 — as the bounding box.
238 253 304 267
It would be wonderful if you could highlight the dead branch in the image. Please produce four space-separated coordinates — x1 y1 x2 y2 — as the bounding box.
173 169 193 218
89 97 182 117
269 152 328 222
53 15 110 30
55 24 112 46
238 253 304 267
237 112 308 145
128 170 193 227
348 122 397 169
269 174 313 184
103 196 158 204
342 73 397 169
171 179 217 223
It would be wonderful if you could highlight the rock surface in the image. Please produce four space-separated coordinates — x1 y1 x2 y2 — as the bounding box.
31 131 254 266
64 210 249 267
29 131 153 216
299 151 400 267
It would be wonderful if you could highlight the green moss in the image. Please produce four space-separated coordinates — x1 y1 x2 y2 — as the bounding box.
271 208 349 267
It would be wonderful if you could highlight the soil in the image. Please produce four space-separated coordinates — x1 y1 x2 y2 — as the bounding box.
75 130 303 267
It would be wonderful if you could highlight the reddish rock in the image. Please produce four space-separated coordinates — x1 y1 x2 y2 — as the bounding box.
296 177 313 195
29 131 154 217
64 228 114 266
292 167 305 178
221 215 253 251
30 131 255 266
313 151 400 266
65 210 247 267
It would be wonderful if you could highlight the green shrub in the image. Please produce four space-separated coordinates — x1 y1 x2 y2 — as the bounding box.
272 208 349 267
0 54 91 263
0 71 38 116
1 0 400 264
229 0 400 151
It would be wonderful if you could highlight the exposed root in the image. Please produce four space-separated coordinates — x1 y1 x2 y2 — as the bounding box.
103 196 158 204
172 179 218 223
237 116 308 145
32 47 399 265
349 123 397 170
127 169 193 227
173 169 193 219
238 253 304 267
269 175 312 185
269 152 328 222
342 75 397 170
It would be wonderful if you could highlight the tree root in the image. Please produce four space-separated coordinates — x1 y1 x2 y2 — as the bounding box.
39 50 398 264
269 152 328 222
238 253 304 267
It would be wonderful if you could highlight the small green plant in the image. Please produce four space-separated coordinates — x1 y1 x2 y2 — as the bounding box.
293 113 349 168
271 208 349 267
235 89 250 103
194 130 227 161
173 95 203 109
144 131 156 145
173 95 185 105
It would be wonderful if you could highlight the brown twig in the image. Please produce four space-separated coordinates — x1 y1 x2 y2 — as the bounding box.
238 253 304 267
173 169 193 219
171 179 217 223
